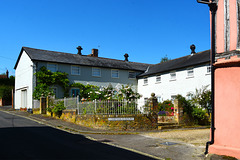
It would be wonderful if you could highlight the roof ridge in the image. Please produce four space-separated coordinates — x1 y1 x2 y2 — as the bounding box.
23 46 74 55
153 49 210 66
23 46 152 65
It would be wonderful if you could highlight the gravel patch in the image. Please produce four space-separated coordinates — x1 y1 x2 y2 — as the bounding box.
142 129 210 146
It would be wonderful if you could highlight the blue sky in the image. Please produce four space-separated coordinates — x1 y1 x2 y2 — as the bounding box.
0 0 210 76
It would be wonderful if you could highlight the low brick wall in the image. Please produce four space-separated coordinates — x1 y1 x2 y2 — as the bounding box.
61 110 157 131
33 108 40 114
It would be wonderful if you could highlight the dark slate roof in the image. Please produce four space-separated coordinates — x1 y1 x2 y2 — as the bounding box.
14 47 151 71
138 50 210 77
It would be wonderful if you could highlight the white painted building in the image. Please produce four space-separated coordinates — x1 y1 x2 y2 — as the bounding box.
137 50 211 102
15 50 34 109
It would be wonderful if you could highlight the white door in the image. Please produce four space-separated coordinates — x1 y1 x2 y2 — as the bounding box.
21 89 27 108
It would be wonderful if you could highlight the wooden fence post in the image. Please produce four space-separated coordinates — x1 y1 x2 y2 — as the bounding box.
40 94 46 114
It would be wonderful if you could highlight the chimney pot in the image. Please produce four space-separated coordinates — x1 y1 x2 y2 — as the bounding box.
77 46 83 55
124 53 129 61
190 44 196 55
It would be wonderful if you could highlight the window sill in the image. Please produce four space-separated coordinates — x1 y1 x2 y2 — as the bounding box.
205 73 211 75
169 79 176 82
143 84 148 86
186 76 194 79
155 82 161 84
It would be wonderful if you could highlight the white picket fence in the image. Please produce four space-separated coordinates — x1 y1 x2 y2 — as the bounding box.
61 96 147 115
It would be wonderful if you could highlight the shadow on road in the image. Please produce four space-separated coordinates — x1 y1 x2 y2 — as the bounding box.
0 126 157 160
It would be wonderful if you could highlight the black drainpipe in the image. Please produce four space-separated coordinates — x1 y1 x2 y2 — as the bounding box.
205 1 218 155
196 0 218 154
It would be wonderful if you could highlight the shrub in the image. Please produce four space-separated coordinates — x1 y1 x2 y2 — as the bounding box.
0 85 14 102
47 101 66 117
157 100 174 116
176 94 210 125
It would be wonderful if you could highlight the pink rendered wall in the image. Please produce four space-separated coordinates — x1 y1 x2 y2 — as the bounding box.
216 0 225 53
214 67 240 147
209 59 240 158
229 1 237 51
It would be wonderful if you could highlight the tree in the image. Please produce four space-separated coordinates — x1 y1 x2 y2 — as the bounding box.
187 85 211 115
0 85 14 102
0 76 14 86
0 75 14 105
160 55 171 63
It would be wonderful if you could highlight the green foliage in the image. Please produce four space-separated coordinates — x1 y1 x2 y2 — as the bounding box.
0 76 15 86
176 95 194 118
160 55 171 63
0 76 14 103
70 83 103 101
176 94 210 125
84 84 102 101
33 83 54 100
35 66 69 88
71 83 141 102
0 85 14 101
188 85 211 114
192 107 209 125
47 101 66 117
52 101 65 113
157 100 174 116
101 83 115 100
117 85 141 101
158 100 173 111
33 66 70 99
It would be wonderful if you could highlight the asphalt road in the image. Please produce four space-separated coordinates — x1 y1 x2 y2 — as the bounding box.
0 111 157 160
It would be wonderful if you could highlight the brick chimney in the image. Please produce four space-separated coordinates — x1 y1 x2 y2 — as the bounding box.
92 49 98 57
88 49 98 57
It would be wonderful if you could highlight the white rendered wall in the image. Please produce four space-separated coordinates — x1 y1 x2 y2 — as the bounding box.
15 51 33 109
137 64 211 102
